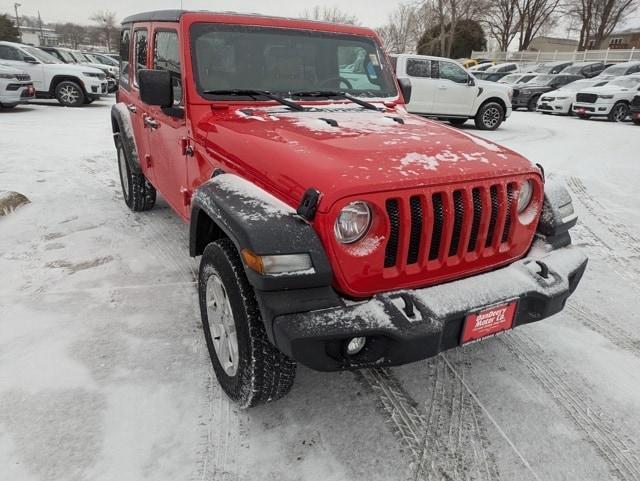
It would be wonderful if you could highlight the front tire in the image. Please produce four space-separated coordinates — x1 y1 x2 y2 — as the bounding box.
608 102 629 122
199 239 296 408
54 81 85 107
474 102 504 130
115 135 156 211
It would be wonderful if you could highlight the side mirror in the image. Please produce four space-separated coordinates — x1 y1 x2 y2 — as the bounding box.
468 76 476 87
138 69 172 107
398 77 412 103
23 56 38 64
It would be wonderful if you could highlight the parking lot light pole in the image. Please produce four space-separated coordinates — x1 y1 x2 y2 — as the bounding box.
14 3 22 40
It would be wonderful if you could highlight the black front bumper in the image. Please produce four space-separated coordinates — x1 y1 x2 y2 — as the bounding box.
512 94 536 109
272 243 587 371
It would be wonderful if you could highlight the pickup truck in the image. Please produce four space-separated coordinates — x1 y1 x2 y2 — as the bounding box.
112 10 586 407
391 53 513 130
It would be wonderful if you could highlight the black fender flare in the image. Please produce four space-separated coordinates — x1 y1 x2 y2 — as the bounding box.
110 103 142 174
190 174 334 292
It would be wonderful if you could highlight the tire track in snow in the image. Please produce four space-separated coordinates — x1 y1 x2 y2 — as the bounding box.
500 332 640 481
357 358 501 481
567 303 640 358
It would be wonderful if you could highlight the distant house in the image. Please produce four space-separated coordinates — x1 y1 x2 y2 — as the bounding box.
588 28 640 50
19 26 59 47
529 36 579 52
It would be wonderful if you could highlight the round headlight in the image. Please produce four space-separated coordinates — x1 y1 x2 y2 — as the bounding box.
517 180 534 213
334 201 371 244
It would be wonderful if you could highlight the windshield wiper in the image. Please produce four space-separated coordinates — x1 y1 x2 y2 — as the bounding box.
290 90 380 111
202 89 305 112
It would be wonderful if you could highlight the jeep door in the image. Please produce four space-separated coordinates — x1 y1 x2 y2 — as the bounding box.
432 60 477 116
402 57 436 114
144 25 189 219
125 25 156 185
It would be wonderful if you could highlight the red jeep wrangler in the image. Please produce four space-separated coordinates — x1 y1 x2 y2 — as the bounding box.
111 10 587 407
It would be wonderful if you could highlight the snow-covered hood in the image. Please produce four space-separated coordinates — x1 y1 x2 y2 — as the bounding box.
47 63 104 76
0 64 27 75
579 85 637 96
199 104 539 210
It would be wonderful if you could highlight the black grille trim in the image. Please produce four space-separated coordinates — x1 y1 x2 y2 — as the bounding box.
468 188 483 252
429 194 444 261
384 199 400 268
485 186 499 248
576 93 598 103
407 196 423 265
448 191 464 257
501 184 516 244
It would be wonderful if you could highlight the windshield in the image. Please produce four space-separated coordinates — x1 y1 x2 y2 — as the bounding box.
191 24 397 99
55 49 75 63
82 53 98 63
563 64 588 74
23 46 61 64
608 77 640 88
529 74 554 84
562 80 596 91
94 53 118 66
499 74 520 83
519 75 536 83
602 65 630 76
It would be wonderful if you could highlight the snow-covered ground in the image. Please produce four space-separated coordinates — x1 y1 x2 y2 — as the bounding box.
1 98 640 481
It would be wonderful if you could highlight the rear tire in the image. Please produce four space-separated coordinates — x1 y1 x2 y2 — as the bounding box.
608 102 629 122
115 135 156 211
474 102 504 130
54 80 85 107
199 238 296 408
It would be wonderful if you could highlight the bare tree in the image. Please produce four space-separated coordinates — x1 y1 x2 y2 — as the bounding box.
483 0 521 50
377 2 435 54
569 0 639 49
55 22 87 49
516 0 562 50
90 10 117 50
301 6 359 25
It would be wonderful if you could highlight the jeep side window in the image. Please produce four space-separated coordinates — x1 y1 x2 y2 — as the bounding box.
153 30 183 105
120 28 131 89
0 45 21 61
133 29 148 87
406 59 431 78
439 61 468 84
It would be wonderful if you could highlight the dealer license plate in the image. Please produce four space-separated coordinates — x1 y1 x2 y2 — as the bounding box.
461 301 518 344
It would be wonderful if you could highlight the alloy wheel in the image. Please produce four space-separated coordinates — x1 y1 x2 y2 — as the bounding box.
205 273 239 376
483 107 500 129
59 85 79 104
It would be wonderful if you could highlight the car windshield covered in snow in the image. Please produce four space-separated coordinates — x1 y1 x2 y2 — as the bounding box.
601 64 635 76
607 76 640 88
23 46 61 64
190 24 398 98
561 79 606 91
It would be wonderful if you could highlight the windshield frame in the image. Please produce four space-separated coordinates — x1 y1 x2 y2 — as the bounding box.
189 23 398 103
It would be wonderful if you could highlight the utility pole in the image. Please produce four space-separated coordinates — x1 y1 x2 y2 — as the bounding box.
14 3 22 41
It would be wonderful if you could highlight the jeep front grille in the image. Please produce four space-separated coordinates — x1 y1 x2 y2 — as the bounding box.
15 74 30 81
383 181 518 270
576 93 598 103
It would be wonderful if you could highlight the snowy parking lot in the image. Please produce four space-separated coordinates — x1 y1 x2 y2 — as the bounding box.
1 98 640 481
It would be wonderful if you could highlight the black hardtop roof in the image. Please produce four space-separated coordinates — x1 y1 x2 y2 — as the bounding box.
122 10 184 24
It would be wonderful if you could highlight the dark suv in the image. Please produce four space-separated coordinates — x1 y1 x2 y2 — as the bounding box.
111 10 587 407
562 61 609 78
512 74 582 111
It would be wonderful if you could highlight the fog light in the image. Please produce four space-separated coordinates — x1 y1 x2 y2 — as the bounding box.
346 337 366 355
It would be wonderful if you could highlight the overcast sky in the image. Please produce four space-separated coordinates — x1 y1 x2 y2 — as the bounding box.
0 0 402 28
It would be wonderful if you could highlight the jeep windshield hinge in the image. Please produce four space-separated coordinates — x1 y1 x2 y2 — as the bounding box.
181 137 194 157
297 188 321 221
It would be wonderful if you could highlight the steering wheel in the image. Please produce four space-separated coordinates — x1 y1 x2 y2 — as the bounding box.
318 76 353 90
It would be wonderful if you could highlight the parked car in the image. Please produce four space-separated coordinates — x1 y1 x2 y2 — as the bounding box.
468 62 494 72
486 62 519 73
498 73 538 85
631 94 640 125
40 46 118 92
561 61 609 78
536 78 610 115
391 53 512 129
531 61 573 74
512 74 582 111
0 41 107 106
0 64 34 108
573 74 640 121
595 61 640 80
112 10 586 407
86 51 119 68
471 71 512 82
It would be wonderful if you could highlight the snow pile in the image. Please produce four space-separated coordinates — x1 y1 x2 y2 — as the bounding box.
399 152 439 171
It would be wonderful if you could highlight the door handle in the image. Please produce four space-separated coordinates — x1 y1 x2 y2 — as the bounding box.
127 103 137 113
143 116 159 129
